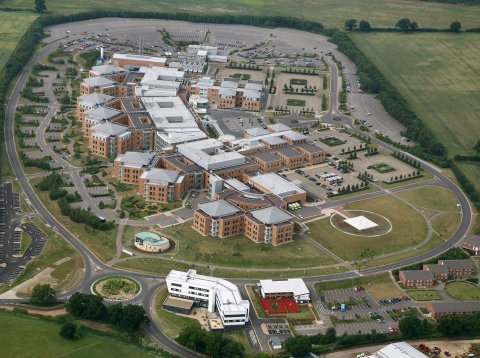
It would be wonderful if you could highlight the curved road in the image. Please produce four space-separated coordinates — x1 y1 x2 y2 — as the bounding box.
2 23 473 356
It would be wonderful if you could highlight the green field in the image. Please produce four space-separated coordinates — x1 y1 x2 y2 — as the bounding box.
161 223 337 269
445 281 480 300
0 311 156 358
0 12 37 74
350 32 480 158
3 0 480 29
308 195 427 261
397 185 460 212
406 289 442 301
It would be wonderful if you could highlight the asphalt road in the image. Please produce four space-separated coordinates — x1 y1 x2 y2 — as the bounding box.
0 19 473 356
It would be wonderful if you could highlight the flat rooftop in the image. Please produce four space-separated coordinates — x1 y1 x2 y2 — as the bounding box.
249 173 305 197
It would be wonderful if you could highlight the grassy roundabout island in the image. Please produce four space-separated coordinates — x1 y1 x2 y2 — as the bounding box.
93 276 141 301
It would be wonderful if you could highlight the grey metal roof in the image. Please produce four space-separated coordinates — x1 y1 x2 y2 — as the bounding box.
251 206 292 225
140 168 179 184
116 151 155 167
423 264 449 275
198 200 240 218
267 123 291 132
86 106 122 120
83 76 116 87
92 122 128 136
78 92 114 106
283 131 307 141
274 147 303 158
245 127 269 137
262 136 286 145
430 301 480 314
400 270 434 281
91 64 125 75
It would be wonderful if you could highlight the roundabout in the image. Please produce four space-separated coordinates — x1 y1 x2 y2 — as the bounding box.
92 276 141 301
330 210 393 237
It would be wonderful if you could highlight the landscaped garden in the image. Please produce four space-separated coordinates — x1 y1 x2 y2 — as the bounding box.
368 162 396 174
93 276 140 300
286 98 306 107
406 289 442 301
121 195 182 219
321 136 345 147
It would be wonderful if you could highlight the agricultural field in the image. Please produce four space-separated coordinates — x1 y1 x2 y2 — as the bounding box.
3 0 480 29
0 311 157 358
350 32 480 158
0 12 37 74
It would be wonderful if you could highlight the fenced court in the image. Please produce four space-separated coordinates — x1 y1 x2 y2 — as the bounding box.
259 296 300 314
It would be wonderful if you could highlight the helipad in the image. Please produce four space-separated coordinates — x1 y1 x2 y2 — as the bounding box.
344 216 378 231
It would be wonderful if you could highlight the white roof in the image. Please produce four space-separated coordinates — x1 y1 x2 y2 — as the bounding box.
268 123 291 132
251 206 292 225
221 80 239 89
219 87 237 97
112 53 167 64
344 216 378 231
198 200 240 217
167 269 248 315
376 342 428 358
83 76 116 87
115 151 155 168
178 139 246 171
249 173 305 197
140 168 180 184
245 82 263 91
225 178 250 192
91 122 128 136
260 279 309 298
140 66 184 84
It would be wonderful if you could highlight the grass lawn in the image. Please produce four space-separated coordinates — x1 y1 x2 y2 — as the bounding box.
308 195 427 262
3 0 480 28
406 289 442 301
397 185 460 212
432 212 461 240
455 162 480 204
368 162 395 174
161 222 337 269
15 217 84 289
153 287 196 340
350 32 480 159
114 258 209 276
445 282 480 301
212 265 348 280
0 310 157 358
30 177 118 262
315 273 402 301
20 231 32 255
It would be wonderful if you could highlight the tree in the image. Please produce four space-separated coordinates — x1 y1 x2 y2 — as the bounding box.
344 19 358 31
118 304 149 333
285 335 311 357
399 316 423 338
450 21 461 33
473 139 480 154
359 20 372 32
31 284 56 306
66 292 106 321
396 18 413 31
34 0 47 13
410 21 418 31
59 323 79 340
324 327 337 344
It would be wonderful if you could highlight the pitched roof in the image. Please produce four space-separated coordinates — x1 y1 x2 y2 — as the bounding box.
439 259 475 270
400 270 434 281
140 168 180 184
430 301 480 314
251 206 292 225
86 106 122 120
91 64 125 75
83 76 116 87
198 200 240 218
423 264 449 275
245 127 269 137
92 122 128 136
261 136 286 145
283 131 307 141
462 235 480 247
78 92 114 106
115 151 155 167
268 123 291 132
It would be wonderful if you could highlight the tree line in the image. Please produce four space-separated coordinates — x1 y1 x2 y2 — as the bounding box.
345 18 463 32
